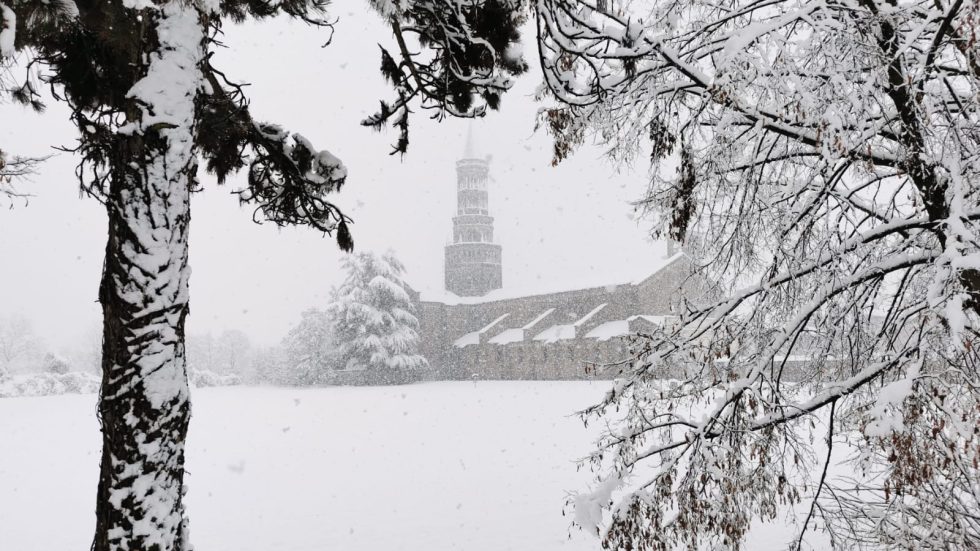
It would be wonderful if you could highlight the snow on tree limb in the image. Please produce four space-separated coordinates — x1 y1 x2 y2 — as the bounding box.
0 153 44 204
0 3 15 57
195 56 353 249
364 0 528 155
537 0 980 547
237 123 351 244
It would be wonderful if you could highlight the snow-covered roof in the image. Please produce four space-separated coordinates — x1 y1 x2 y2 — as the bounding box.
632 314 672 325
488 328 524 346
533 304 607 343
453 313 510 348
532 324 575 343
418 253 685 306
584 315 673 341
583 320 629 341
488 308 555 345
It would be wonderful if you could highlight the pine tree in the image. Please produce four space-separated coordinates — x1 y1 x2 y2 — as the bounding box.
0 151 42 203
281 308 336 385
329 251 428 384
1 0 524 547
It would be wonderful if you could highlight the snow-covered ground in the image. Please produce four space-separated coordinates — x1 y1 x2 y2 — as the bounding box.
0 382 802 550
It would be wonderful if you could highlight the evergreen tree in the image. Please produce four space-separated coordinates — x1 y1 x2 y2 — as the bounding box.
250 344 288 385
0 151 42 203
281 308 335 384
1 0 525 547
329 251 428 383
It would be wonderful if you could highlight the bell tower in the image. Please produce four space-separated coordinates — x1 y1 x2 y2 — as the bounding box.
444 127 503 296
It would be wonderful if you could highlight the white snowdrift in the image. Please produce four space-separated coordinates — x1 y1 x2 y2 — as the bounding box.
0 369 241 398
0 382 815 550
189 369 242 388
0 371 100 398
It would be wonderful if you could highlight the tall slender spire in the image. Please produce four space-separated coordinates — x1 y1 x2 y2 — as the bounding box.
463 123 480 160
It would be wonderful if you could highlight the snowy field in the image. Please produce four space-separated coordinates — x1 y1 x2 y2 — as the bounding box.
1 382 802 550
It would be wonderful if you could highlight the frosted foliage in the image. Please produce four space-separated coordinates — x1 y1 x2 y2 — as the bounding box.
121 0 156 11
0 3 14 57
0 371 101 397
367 0 403 19
280 308 337 384
0 0 77 60
534 0 980 548
0 315 42 373
188 369 241 388
361 0 527 155
329 252 428 378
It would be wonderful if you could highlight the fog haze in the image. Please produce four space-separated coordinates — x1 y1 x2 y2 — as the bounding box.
0 11 664 350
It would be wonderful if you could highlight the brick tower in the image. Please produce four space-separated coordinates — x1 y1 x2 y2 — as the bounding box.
444 127 503 296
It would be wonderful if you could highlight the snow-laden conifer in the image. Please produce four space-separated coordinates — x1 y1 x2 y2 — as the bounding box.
4 0 525 547
281 308 336 385
329 252 428 383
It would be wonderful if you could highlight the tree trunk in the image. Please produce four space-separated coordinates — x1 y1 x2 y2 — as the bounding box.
92 3 203 550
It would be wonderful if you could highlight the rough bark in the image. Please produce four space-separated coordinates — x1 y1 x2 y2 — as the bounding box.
92 3 203 550
93 139 194 551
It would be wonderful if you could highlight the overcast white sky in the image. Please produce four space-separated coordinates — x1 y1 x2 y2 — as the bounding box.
0 9 664 350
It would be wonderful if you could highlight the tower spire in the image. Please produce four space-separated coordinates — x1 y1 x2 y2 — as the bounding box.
463 123 479 160
444 131 502 296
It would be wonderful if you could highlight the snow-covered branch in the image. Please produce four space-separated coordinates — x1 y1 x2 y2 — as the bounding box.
363 0 528 155
541 0 980 547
